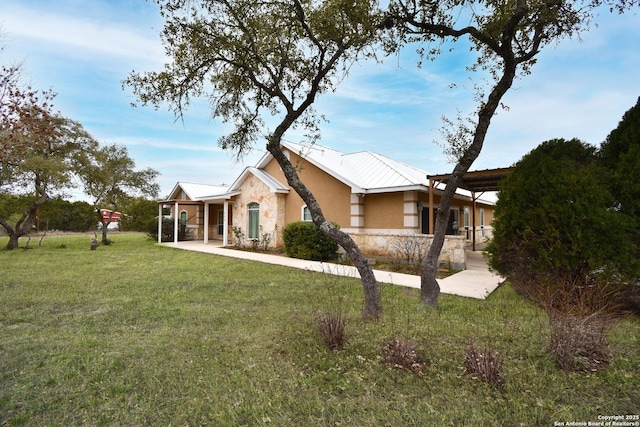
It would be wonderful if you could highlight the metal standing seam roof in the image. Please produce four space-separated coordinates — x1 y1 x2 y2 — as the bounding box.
281 141 431 192
166 142 505 203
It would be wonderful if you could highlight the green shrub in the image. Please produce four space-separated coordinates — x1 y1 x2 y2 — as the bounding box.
282 221 338 261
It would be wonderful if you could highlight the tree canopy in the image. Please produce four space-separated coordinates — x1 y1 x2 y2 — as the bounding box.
127 0 381 157
1 60 100 248
78 143 159 244
126 0 384 318
598 96 640 219
1 48 159 248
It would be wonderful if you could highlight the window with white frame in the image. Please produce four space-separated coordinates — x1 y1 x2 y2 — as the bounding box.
301 206 312 222
248 202 260 239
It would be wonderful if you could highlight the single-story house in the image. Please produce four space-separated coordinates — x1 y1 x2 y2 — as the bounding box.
159 141 501 269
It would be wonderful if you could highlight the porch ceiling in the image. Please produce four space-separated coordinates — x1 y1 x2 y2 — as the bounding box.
427 167 513 193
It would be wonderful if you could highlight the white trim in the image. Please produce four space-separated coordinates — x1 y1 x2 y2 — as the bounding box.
174 202 179 243
403 216 419 228
350 217 365 227
157 204 162 243
403 202 416 214
223 201 229 246
204 202 209 244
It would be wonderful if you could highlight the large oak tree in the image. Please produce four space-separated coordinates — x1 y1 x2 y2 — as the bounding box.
78 144 160 244
0 62 98 249
125 0 384 318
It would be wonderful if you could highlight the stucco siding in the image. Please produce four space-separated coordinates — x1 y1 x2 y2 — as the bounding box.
363 193 404 229
263 151 351 227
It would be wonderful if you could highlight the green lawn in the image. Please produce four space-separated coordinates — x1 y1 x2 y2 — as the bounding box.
1 234 638 426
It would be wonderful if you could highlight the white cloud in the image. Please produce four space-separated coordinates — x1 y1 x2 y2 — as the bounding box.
1 1 164 67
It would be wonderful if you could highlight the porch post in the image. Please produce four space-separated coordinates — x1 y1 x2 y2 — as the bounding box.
223 200 229 247
204 201 209 244
428 178 434 234
157 203 162 243
174 201 179 244
472 192 477 251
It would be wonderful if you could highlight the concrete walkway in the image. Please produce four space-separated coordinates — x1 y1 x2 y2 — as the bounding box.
161 241 503 300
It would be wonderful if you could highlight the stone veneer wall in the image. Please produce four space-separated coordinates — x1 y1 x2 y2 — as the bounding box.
349 233 467 270
232 174 284 247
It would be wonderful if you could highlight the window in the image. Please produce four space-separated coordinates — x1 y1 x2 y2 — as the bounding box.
463 207 470 239
180 210 188 224
248 202 260 239
480 208 485 237
302 206 312 222
217 210 224 235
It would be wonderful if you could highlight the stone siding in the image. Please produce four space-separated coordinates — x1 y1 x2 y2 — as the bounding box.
350 232 467 270
232 174 283 247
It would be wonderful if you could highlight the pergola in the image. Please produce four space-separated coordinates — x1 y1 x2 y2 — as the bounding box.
427 167 513 251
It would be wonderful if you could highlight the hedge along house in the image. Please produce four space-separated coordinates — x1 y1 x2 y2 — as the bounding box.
159 141 502 269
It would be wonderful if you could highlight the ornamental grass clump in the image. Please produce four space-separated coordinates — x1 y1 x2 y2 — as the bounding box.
543 282 622 372
316 313 347 351
463 344 504 390
381 337 425 375
548 311 614 372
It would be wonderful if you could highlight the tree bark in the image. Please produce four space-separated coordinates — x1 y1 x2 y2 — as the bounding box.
421 56 520 307
6 233 22 250
1 193 47 250
267 139 382 319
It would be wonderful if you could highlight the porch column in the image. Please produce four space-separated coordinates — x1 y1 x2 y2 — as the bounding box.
350 194 364 230
204 201 209 244
223 200 229 247
174 201 179 244
403 191 419 231
157 204 162 243
472 191 477 251
428 178 434 234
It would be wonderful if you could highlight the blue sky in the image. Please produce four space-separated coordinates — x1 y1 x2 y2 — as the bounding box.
2 0 639 200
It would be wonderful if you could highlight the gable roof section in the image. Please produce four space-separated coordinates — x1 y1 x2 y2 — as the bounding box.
229 167 289 194
167 182 232 201
257 141 431 194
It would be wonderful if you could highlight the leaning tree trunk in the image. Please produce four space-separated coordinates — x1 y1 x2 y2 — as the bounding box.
267 139 382 319
421 54 519 307
6 232 22 250
1 191 47 250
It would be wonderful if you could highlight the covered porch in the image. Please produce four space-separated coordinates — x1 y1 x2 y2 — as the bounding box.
157 197 234 246
427 167 513 251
